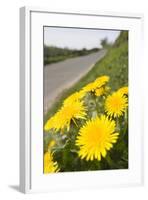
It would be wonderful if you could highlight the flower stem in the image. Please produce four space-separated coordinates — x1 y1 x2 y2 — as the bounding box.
116 117 120 132
92 94 100 115
120 110 128 139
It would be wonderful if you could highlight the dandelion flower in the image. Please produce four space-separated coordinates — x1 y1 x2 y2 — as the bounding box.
82 75 110 93
44 101 87 132
44 151 59 173
82 82 96 93
105 92 128 118
76 115 119 161
94 75 110 88
44 116 57 132
48 139 56 149
95 86 110 97
117 86 128 96
55 101 87 131
63 91 85 105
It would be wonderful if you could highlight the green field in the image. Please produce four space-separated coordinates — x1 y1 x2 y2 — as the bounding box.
44 31 128 122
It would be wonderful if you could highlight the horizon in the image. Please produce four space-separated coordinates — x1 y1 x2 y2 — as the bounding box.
44 27 120 50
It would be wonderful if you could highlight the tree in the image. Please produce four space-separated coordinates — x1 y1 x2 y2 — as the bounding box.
101 37 112 49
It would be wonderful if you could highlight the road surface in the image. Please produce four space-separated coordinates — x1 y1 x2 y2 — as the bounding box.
44 49 107 113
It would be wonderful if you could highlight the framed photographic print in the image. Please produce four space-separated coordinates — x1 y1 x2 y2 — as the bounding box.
20 7 144 193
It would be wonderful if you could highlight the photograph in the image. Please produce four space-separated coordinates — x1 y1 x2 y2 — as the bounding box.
43 27 128 174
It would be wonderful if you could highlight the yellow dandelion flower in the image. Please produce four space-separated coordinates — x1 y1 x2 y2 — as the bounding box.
76 115 119 161
48 139 56 149
82 82 96 93
105 92 128 118
82 75 110 93
117 86 128 96
63 91 85 105
44 151 59 173
44 101 87 132
55 101 87 131
95 87 104 96
95 86 110 97
44 116 56 132
94 75 110 88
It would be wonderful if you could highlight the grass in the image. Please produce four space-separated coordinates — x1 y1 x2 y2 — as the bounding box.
44 31 128 123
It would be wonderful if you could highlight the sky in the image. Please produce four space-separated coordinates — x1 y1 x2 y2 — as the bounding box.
44 27 120 50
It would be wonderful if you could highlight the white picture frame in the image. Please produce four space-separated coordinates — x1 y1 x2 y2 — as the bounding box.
20 7 144 193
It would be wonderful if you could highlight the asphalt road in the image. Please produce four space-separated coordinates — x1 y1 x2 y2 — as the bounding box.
44 49 107 112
